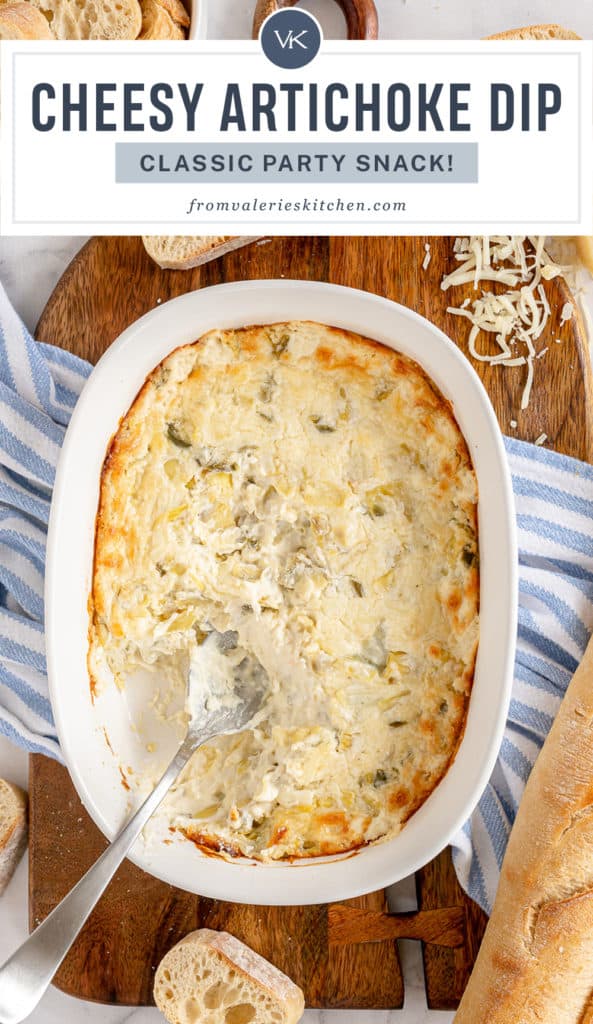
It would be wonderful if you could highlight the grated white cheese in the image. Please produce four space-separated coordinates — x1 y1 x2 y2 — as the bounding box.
422 242 432 271
535 433 548 446
521 355 535 411
441 236 571 414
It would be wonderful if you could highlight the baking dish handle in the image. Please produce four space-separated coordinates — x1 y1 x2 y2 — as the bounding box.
252 0 378 41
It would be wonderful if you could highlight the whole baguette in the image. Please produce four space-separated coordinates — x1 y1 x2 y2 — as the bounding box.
488 24 581 40
0 3 53 38
142 235 262 270
455 633 593 1024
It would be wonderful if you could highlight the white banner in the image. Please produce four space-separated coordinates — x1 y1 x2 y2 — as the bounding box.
1 39 591 235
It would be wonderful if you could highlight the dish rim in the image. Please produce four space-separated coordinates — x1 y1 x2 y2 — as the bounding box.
188 0 207 39
45 278 517 905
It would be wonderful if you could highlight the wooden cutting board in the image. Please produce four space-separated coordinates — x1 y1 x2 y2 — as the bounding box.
30 235 593 1010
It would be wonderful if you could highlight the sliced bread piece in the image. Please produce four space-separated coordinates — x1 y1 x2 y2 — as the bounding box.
154 928 305 1024
28 0 141 39
152 0 189 30
488 24 581 40
142 236 262 270
138 0 183 38
0 3 54 38
577 236 593 276
0 779 28 896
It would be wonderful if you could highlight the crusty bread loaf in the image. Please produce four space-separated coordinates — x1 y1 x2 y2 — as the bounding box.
154 929 305 1024
0 780 28 896
488 24 581 40
0 3 53 38
142 236 262 270
577 237 593 275
454 633 593 1024
29 0 141 38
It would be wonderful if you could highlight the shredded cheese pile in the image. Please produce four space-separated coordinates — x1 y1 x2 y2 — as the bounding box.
440 236 574 414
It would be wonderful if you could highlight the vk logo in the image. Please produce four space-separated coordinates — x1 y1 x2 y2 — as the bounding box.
260 8 322 69
275 27 308 50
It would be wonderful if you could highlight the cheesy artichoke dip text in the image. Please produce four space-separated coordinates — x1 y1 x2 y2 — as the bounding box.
89 321 479 860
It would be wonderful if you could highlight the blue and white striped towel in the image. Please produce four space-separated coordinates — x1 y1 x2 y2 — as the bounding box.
0 282 90 759
1 279 592 913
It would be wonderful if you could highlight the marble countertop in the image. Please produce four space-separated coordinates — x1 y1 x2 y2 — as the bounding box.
0 1 592 1022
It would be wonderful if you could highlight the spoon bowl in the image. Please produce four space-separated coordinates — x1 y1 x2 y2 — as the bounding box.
187 628 269 740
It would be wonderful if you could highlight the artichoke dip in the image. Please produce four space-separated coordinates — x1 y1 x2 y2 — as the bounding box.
89 321 479 861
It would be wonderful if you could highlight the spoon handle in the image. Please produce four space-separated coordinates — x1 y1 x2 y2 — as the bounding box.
0 732 200 1024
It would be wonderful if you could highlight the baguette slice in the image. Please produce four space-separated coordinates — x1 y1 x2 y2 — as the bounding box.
154 928 305 1024
29 0 141 39
0 3 54 38
0 780 28 896
577 236 593 276
138 0 183 39
152 0 189 29
488 24 581 40
454 633 593 1024
142 236 262 270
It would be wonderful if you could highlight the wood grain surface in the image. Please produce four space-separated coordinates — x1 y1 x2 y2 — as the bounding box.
30 234 593 1009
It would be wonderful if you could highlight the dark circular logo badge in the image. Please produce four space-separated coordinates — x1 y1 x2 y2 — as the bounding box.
259 8 322 70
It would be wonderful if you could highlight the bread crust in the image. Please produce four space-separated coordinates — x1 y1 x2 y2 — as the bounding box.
455 634 593 1024
141 236 263 270
577 237 593 276
0 780 28 896
487 24 581 40
0 3 53 38
138 0 183 39
149 0 189 29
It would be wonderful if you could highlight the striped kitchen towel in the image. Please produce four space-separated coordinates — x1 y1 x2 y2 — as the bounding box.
451 439 593 912
0 282 90 759
1 281 592 911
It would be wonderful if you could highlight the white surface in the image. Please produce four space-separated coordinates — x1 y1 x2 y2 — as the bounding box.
46 279 515 904
205 0 593 41
0 0 591 1021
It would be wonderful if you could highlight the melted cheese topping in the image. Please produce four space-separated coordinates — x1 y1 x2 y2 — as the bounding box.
89 321 479 861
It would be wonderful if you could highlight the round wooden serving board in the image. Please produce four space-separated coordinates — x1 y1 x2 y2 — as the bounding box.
37 235 593 455
29 235 593 1010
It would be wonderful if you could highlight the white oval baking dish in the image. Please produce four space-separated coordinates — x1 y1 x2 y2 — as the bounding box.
46 279 517 905
188 0 207 38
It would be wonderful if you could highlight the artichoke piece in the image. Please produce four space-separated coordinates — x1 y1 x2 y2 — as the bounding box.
166 421 191 448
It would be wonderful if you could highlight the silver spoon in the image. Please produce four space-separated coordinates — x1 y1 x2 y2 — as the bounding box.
0 630 267 1024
